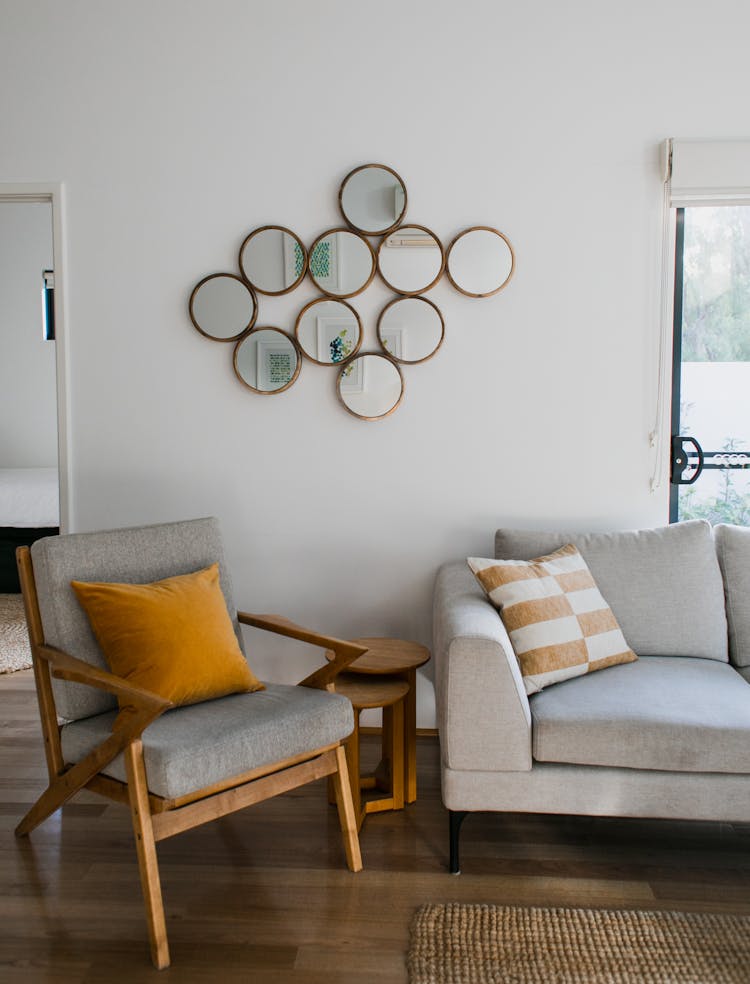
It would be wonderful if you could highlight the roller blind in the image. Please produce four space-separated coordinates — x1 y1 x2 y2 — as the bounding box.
667 138 750 206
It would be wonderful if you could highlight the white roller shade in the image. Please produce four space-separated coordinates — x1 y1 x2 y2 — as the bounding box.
667 138 750 206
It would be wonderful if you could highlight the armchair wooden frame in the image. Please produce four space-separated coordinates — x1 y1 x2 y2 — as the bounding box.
14 547 368 970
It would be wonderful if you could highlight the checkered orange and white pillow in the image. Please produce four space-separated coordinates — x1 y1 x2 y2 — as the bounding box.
468 544 637 694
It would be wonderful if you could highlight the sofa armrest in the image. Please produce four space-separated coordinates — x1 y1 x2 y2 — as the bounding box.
433 561 532 772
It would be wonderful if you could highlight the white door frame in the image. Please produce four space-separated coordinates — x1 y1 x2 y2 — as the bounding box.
0 182 71 532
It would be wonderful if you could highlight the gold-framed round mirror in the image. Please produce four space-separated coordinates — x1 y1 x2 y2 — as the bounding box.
295 297 363 366
377 296 445 364
189 273 258 342
336 352 404 420
446 226 515 297
376 224 445 296
308 228 376 299
233 327 301 394
339 163 407 236
238 225 308 296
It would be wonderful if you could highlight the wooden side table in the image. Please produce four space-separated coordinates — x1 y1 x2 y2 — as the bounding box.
332 673 409 830
327 638 431 805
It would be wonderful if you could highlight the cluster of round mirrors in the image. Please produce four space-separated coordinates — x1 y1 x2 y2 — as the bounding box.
189 164 514 419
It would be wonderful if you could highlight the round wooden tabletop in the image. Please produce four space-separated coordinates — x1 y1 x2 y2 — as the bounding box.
333 673 409 709
326 637 431 675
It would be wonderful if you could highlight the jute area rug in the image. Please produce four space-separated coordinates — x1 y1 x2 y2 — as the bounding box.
408 903 750 984
0 594 32 673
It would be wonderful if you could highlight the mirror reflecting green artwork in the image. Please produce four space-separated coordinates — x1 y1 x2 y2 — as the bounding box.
295 298 362 366
308 229 376 298
233 327 301 394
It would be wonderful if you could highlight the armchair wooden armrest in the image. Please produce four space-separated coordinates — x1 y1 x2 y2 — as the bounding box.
37 644 172 715
16 647 172 838
237 612 368 690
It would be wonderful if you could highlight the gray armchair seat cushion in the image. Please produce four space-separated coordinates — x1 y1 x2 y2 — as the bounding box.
60 683 354 801
494 520 728 663
531 656 750 774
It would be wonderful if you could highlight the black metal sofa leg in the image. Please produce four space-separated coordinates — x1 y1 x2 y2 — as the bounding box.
449 810 468 874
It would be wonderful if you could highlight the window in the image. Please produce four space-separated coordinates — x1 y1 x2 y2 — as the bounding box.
664 139 750 524
670 206 750 523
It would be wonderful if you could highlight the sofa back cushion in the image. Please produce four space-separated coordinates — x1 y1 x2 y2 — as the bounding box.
715 523 750 669
494 521 727 661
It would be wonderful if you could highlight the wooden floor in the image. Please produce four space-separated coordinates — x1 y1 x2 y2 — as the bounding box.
2 668 749 982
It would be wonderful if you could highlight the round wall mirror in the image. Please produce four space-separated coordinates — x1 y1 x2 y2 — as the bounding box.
377 296 445 364
233 327 301 394
295 298 362 366
446 226 515 297
376 224 444 295
308 228 376 298
189 273 257 342
339 163 407 236
337 353 404 420
238 225 307 295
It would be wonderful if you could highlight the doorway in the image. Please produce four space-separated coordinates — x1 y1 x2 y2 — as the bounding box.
0 188 67 590
0 187 66 671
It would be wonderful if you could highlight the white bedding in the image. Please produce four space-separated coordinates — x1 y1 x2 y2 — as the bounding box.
0 468 60 527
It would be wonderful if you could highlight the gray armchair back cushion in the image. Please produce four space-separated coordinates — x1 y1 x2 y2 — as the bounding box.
715 523 750 669
30 518 244 721
494 520 727 661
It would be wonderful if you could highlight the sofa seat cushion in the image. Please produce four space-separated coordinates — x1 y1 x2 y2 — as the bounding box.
530 656 750 774
494 522 728 662
60 682 353 800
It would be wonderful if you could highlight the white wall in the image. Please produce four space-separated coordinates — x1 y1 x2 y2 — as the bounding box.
0 201 57 467
2 0 748 725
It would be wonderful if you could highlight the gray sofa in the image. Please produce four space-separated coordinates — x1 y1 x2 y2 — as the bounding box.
433 520 750 872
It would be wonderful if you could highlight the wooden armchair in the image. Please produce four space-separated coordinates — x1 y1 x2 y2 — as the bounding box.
15 518 367 970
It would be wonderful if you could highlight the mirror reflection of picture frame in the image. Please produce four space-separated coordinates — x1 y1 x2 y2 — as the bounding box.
394 184 406 221
283 236 306 287
380 325 403 360
340 355 365 394
316 314 357 364
310 235 340 291
257 339 296 390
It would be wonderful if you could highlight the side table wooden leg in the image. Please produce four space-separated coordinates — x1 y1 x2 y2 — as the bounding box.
405 668 417 804
390 697 405 810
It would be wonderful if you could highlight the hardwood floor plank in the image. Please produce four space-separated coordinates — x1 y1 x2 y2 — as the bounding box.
1 668 749 980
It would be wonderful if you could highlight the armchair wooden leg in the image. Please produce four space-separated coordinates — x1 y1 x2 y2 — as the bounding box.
15 777 71 838
124 741 170 970
331 744 363 873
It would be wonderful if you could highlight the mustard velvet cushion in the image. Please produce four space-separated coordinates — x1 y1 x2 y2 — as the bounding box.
468 544 637 695
71 563 264 708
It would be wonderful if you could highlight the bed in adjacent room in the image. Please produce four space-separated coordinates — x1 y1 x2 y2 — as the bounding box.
0 467 60 593
0 468 59 672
